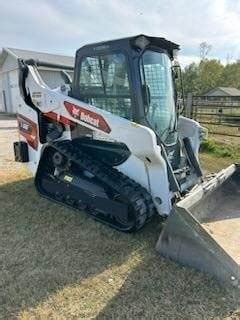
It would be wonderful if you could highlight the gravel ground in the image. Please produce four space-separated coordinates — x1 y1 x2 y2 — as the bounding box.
0 114 19 170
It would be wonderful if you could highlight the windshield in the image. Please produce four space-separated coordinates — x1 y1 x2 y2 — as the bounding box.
140 50 177 145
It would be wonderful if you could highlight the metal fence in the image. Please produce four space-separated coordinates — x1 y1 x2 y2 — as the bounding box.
184 94 240 137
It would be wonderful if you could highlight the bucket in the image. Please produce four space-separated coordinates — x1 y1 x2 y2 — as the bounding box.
156 164 240 288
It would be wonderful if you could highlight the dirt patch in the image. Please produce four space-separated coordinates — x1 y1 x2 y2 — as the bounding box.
210 133 240 146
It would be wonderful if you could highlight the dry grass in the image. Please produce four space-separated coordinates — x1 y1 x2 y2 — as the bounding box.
205 124 240 138
0 125 239 319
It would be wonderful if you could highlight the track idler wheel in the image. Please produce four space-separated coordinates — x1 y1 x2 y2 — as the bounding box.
52 151 69 171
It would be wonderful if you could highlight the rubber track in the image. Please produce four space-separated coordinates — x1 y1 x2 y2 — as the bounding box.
50 140 155 231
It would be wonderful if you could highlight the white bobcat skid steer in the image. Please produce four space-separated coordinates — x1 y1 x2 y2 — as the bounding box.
13 35 240 288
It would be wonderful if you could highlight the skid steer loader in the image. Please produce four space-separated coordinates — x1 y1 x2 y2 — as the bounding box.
13 35 239 288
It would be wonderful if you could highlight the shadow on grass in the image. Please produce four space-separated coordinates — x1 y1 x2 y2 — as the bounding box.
0 178 238 318
96 257 239 319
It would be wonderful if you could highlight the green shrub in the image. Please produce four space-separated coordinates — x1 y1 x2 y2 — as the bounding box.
200 139 234 158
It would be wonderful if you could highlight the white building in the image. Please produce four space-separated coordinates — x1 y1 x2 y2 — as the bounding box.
0 47 74 113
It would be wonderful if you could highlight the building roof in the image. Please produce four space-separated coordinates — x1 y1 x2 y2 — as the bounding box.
205 87 240 96
0 47 75 68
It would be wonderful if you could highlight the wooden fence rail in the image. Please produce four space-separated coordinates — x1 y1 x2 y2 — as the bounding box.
184 94 240 137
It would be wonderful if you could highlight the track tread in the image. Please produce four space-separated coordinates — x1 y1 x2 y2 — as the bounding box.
40 140 155 231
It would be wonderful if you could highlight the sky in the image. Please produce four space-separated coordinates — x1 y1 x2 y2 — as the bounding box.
1 0 240 67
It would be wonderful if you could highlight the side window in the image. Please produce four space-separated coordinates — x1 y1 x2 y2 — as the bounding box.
78 53 132 120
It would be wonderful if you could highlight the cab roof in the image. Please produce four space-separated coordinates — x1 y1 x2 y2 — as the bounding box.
77 34 180 59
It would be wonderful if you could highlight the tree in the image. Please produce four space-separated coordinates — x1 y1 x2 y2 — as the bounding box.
198 59 224 94
182 59 224 95
199 42 212 60
221 61 240 89
182 62 200 95
182 52 240 95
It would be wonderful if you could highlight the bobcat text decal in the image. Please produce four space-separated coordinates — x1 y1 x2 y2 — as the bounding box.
64 101 111 133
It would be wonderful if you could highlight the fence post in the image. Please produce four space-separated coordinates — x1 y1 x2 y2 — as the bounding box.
185 93 193 118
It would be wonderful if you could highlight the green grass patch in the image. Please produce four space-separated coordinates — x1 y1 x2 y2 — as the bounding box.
200 138 240 159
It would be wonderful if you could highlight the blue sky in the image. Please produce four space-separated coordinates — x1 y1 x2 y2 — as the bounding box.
1 0 240 66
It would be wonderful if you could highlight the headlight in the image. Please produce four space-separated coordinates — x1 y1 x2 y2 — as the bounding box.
134 36 150 50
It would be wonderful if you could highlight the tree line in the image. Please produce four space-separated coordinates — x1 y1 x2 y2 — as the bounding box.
182 59 240 96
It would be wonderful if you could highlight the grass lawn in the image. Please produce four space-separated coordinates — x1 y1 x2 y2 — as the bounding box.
0 132 239 318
